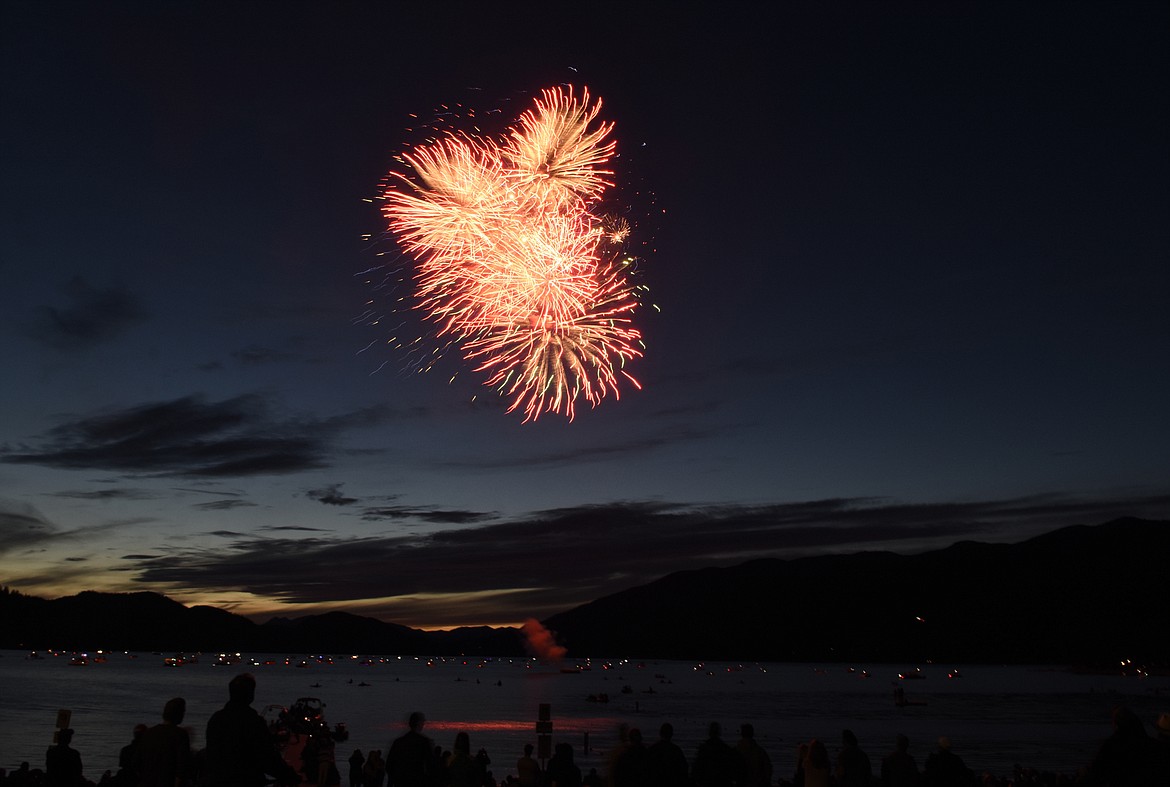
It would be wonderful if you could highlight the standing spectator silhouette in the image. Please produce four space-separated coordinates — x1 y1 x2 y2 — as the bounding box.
736 724 773 787
385 712 436 787
515 744 540 787
1085 706 1155 787
46 728 84 787
692 722 740 787
835 729 872 787
362 752 385 787
203 673 297 787
923 738 969 787
880 734 919 787
442 732 481 787
646 723 688 787
137 698 190 787
802 740 831 787
545 743 582 787
610 728 648 787
117 726 148 787
348 750 364 787
1152 712 1170 785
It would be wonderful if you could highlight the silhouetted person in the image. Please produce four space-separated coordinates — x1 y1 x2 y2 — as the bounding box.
303 736 322 785
362 751 386 787
1152 712 1170 785
315 734 338 787
137 698 190 787
880 734 919 787
803 740 831 787
9 762 33 787
117 726 148 787
646 723 688 787
545 743 582 787
835 729 872 787
692 722 740 787
203 673 297 787
473 747 491 786
348 750 365 787
923 738 969 787
442 732 481 787
46 729 84 787
610 728 648 787
515 744 540 787
386 712 436 787
604 724 630 787
793 743 809 787
736 724 772 787
1086 706 1155 787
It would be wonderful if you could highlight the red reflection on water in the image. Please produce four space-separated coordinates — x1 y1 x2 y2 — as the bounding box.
425 717 622 733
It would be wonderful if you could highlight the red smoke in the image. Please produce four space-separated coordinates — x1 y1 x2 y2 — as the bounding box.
522 618 568 662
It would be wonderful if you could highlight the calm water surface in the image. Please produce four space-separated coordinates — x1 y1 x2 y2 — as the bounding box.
2 651 1166 781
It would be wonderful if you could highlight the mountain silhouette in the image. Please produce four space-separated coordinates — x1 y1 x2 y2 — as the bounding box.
542 516 1169 663
2 517 1165 662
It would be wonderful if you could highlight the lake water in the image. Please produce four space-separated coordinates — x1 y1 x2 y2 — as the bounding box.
2 651 1167 782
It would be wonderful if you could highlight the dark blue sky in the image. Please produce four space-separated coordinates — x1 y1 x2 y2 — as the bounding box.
1 2 1167 627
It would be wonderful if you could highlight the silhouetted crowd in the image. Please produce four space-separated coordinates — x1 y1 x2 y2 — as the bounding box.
2 676 1167 787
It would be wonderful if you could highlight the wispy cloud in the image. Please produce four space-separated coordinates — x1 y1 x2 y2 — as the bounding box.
307 484 358 506
1 394 393 478
193 499 257 511
0 499 148 555
48 488 160 501
0 500 58 554
358 506 495 524
26 276 148 351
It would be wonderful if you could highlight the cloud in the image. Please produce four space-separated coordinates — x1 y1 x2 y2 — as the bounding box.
0 500 58 554
123 491 1170 627
358 506 495 524
26 276 148 350
307 484 358 506
193 499 257 511
258 525 330 532
49 488 159 501
0 394 389 478
232 346 299 366
0 500 147 555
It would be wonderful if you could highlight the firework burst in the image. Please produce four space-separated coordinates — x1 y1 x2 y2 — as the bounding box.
382 85 646 421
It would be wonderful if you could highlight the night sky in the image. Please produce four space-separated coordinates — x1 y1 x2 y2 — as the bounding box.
2 2 1167 629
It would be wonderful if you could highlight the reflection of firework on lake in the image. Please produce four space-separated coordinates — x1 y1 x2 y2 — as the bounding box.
381 85 646 421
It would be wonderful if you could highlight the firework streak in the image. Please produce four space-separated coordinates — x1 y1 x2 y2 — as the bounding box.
383 86 644 421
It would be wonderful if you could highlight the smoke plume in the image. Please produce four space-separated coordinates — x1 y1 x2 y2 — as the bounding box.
522 618 567 662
